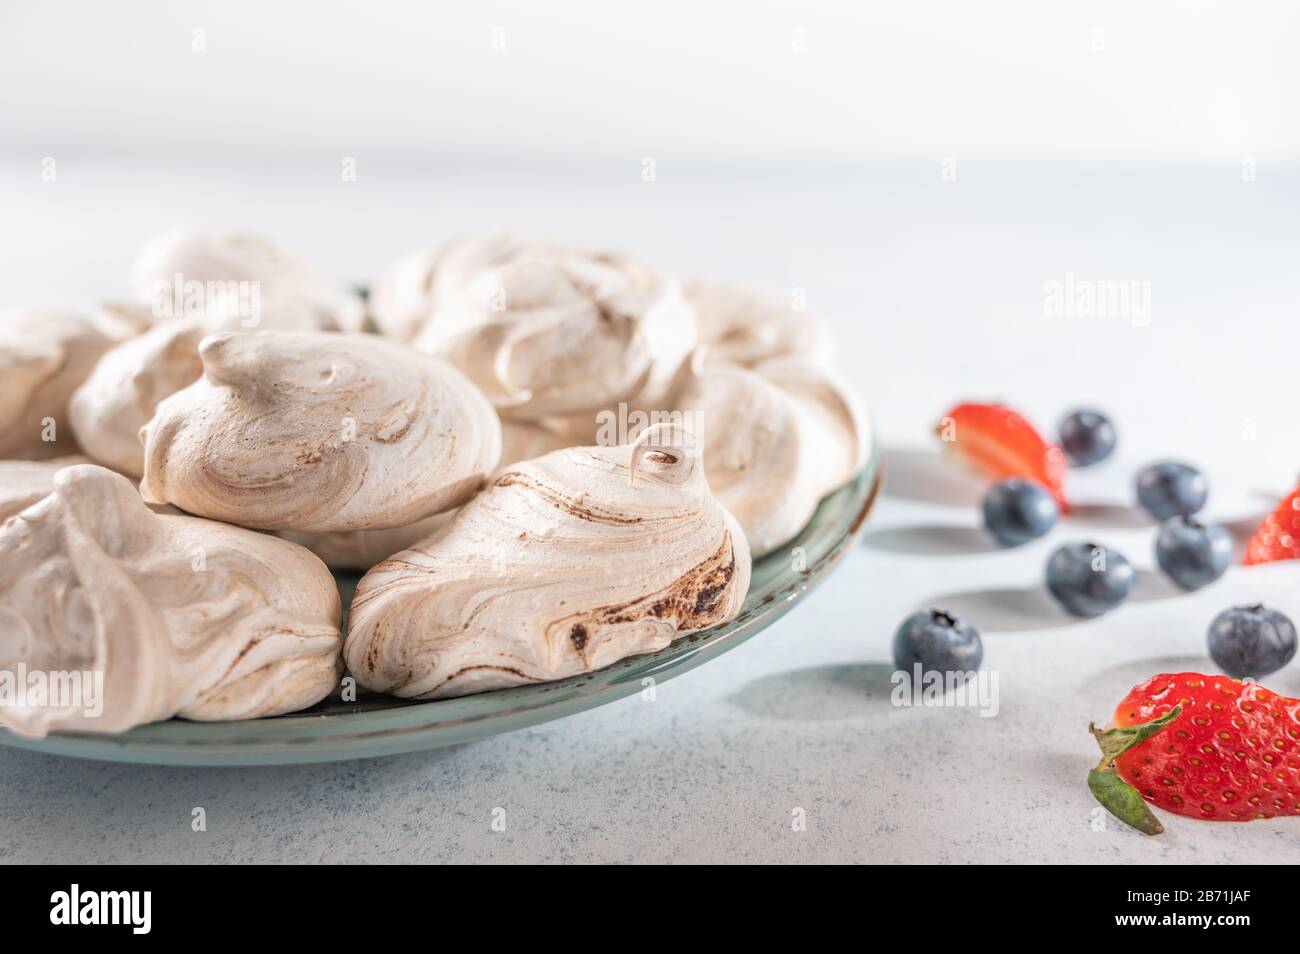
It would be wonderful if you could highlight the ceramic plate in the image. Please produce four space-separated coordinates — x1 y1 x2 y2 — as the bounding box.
0 447 880 765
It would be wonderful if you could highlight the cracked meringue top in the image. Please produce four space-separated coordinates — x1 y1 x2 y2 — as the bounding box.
0 465 342 737
344 426 751 699
671 355 868 557
684 280 830 368
130 229 365 332
387 233 696 424
140 330 503 532
0 308 143 459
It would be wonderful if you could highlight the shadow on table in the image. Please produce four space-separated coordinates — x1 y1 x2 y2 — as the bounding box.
1065 501 1151 530
1130 569 1185 602
1079 655 1210 699
728 662 897 721
919 584 1076 632
879 446 984 508
861 523 1001 555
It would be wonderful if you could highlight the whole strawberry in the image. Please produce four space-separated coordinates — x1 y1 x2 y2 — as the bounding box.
1088 672 1300 833
1243 480 1300 565
935 402 1069 511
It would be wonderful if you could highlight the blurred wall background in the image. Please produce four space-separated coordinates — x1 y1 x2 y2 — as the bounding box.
2 0 1296 164
1 1 1297 482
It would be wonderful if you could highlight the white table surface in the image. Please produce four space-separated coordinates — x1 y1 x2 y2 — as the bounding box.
1 157 1297 863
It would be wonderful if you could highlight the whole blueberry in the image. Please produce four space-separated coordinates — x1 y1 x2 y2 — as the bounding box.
1045 542 1136 617
1059 409 1116 466
892 609 983 676
1135 461 1208 520
1207 604 1297 679
1155 517 1232 591
982 478 1059 546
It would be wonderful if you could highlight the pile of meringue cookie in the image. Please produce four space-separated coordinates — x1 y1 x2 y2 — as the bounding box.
0 230 869 738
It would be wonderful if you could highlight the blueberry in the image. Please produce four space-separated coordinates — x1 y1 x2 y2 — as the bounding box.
1135 461 1208 520
1059 409 1116 466
892 609 983 676
1207 604 1297 679
982 478 1059 546
1045 542 1135 617
1154 517 1232 591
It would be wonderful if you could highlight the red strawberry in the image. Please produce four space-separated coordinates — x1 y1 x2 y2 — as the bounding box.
934 402 1068 511
1243 481 1300 565
1088 672 1300 834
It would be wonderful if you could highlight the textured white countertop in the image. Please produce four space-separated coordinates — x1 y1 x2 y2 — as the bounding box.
1 158 1297 863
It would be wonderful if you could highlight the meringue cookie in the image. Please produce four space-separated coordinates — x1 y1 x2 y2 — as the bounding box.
0 308 141 459
498 417 574 468
68 317 211 478
345 426 751 699
0 456 91 523
140 331 502 532
282 416 572 570
0 465 342 738
278 513 453 573
130 229 365 332
368 247 442 341
406 232 696 423
671 356 868 557
684 281 830 368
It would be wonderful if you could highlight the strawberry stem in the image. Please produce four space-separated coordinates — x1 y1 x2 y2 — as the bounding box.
1086 705 1182 836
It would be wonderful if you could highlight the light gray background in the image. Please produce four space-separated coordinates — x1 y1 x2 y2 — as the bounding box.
2 2 1298 863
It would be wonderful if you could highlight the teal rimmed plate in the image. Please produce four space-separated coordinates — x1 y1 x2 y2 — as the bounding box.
0 448 879 765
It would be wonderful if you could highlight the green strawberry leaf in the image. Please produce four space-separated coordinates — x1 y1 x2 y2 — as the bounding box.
1088 768 1164 835
1086 704 1182 837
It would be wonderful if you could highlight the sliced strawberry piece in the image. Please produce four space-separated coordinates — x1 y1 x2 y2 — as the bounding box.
1088 672 1300 832
934 402 1068 511
1243 481 1300 565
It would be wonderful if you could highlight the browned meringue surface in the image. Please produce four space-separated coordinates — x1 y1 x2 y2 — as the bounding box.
684 280 831 368
0 465 342 738
140 330 503 532
345 431 751 699
0 308 141 459
396 232 696 422
130 229 365 332
0 456 91 523
671 355 869 557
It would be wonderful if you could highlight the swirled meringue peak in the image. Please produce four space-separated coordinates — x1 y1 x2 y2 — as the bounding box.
69 316 213 477
0 308 142 459
345 425 751 699
406 232 696 422
672 355 869 557
130 229 365 332
0 465 342 738
140 331 502 532
684 281 831 369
